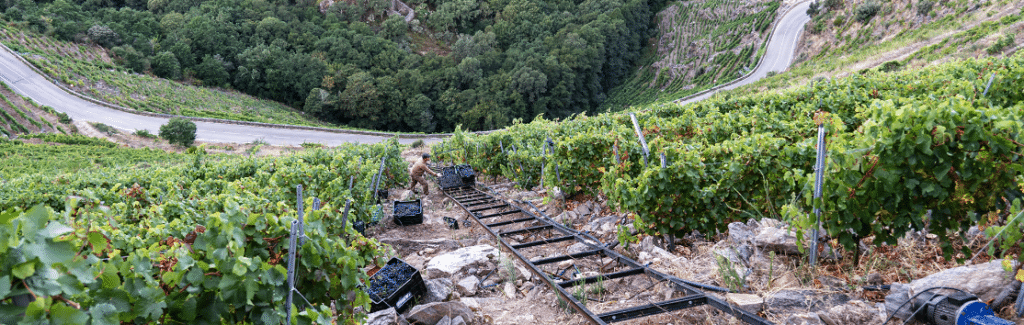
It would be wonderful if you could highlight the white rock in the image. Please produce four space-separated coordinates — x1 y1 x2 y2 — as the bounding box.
726 293 763 314
885 260 1016 319
366 307 400 325
457 276 480 296
460 297 481 311
424 245 499 279
503 282 517 298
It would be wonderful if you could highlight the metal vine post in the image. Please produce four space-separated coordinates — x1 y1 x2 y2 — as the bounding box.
810 123 827 265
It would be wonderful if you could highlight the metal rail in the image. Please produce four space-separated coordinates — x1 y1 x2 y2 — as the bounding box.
440 182 774 325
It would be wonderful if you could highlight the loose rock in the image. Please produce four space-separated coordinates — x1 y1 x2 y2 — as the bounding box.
782 312 824 325
424 278 453 303
767 290 849 314
424 245 499 279
457 276 480 297
367 307 403 325
728 221 756 244
885 260 1016 320
816 300 884 325
726 293 764 314
404 302 473 325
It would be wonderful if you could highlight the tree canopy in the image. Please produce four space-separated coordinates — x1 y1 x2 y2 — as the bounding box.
1 0 666 132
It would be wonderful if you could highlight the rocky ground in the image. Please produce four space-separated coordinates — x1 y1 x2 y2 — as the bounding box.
357 148 1024 325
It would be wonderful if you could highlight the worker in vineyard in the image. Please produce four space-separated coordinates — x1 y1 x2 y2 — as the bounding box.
408 153 439 195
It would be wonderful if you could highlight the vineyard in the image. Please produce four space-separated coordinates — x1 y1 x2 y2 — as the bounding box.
602 0 780 109
0 80 68 137
0 138 409 323
439 55 1024 261
0 26 331 129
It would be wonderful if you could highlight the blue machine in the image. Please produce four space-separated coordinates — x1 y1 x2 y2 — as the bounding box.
913 291 1014 325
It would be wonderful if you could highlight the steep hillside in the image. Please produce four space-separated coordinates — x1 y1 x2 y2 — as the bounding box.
0 81 70 137
737 0 1024 93
603 0 781 109
0 0 665 132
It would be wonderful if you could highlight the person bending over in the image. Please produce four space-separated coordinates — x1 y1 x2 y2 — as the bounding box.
408 153 439 195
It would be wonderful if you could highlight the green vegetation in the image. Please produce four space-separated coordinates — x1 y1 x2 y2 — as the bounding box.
89 122 118 135
0 138 180 178
159 117 196 147
0 27 329 129
0 80 53 136
133 128 157 139
602 0 780 109
439 55 1024 261
854 2 881 24
0 138 409 323
0 0 667 132
749 0 1020 94
23 133 118 148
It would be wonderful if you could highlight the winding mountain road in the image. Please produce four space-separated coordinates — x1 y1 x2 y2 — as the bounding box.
679 0 812 105
0 1 811 146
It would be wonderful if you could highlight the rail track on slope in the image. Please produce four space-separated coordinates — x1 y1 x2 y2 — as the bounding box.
429 165 774 325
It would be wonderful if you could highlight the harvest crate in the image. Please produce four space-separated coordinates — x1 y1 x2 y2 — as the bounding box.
456 164 476 185
367 257 426 313
393 199 423 226
438 166 465 189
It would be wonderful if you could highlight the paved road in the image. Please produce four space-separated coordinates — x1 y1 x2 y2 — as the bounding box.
0 49 423 146
0 2 811 145
680 1 812 105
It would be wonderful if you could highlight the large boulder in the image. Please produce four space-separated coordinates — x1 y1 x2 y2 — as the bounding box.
404 301 473 325
424 245 498 279
885 260 1016 320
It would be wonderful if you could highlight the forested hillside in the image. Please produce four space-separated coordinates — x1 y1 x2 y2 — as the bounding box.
0 0 666 132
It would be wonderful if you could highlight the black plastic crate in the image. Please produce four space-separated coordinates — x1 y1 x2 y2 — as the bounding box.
438 166 465 189
367 257 426 313
456 164 476 185
393 199 423 226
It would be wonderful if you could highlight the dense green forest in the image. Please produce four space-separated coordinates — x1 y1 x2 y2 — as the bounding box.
0 0 666 132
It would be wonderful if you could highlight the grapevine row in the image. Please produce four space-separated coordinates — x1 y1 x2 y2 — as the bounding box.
439 56 1024 258
0 138 408 323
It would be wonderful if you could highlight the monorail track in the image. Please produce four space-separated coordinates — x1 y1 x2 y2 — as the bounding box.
439 181 774 325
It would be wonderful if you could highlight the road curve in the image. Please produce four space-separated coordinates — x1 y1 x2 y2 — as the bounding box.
0 2 811 145
679 1 812 105
0 48 427 146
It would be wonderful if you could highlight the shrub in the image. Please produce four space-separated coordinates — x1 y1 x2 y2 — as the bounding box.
89 122 118 135
855 2 881 24
917 0 934 16
410 139 425 148
159 117 197 147
55 111 72 124
133 129 158 139
822 0 842 10
301 141 324 148
807 1 820 16
986 34 1016 54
